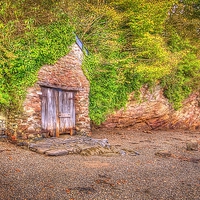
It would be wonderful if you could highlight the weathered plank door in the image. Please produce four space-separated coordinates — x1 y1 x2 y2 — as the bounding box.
41 87 75 137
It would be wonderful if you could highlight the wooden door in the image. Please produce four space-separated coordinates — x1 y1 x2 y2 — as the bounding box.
41 87 75 137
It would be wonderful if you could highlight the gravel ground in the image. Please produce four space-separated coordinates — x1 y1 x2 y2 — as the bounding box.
0 129 200 200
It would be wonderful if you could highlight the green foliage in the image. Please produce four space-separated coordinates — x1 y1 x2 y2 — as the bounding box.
166 0 200 49
0 0 74 112
71 0 200 123
161 53 200 109
1 0 199 124
83 54 129 124
78 0 179 123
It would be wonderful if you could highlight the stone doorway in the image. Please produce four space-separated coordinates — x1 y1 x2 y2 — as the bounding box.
41 87 75 137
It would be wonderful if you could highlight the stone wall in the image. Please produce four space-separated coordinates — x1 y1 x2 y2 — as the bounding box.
6 44 91 140
0 113 6 135
100 86 200 131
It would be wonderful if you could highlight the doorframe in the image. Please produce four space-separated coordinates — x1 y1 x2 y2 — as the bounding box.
40 85 78 137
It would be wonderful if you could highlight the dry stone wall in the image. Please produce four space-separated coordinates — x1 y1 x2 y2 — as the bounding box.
100 86 200 131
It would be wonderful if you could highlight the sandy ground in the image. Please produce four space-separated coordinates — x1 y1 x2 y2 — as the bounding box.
0 129 200 200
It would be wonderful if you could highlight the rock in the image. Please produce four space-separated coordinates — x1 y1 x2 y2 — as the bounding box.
29 143 52 152
27 127 35 133
66 147 81 154
45 149 69 156
98 138 109 147
41 132 50 138
119 150 126 156
28 136 124 156
100 86 200 130
36 147 50 154
77 144 114 156
21 134 28 140
10 135 17 144
186 140 198 151
155 150 172 157
28 134 35 139
16 142 28 147
121 148 140 156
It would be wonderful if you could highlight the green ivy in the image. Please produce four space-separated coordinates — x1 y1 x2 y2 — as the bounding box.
0 17 74 112
161 53 200 109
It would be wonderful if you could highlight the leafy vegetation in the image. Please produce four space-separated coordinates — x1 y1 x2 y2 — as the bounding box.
69 0 200 123
0 0 74 111
1 0 200 124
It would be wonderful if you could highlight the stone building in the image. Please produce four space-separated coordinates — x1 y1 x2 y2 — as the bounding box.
6 43 90 140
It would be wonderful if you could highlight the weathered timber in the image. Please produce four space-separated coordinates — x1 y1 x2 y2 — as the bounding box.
39 83 83 91
41 87 75 137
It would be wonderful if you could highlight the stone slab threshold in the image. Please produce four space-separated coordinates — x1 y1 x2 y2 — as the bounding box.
0 134 140 156
26 136 139 156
